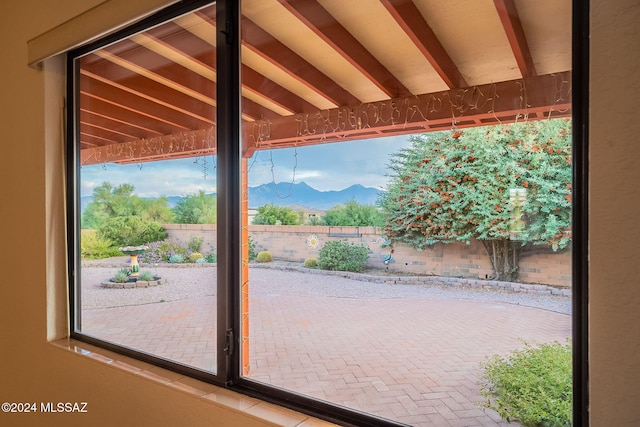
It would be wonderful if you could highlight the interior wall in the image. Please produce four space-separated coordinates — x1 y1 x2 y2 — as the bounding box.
0 2 273 426
0 0 639 426
589 0 640 425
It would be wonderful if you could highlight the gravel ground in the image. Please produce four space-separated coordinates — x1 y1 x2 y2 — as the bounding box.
80 260 571 314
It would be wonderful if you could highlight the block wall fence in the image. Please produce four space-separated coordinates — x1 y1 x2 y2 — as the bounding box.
163 224 571 288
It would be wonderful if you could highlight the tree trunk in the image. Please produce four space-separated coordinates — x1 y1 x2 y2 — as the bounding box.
482 239 521 281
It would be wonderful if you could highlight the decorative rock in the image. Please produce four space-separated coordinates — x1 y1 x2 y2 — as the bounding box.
101 278 167 288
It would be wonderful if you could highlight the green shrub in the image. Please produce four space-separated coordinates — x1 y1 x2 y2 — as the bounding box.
81 230 122 259
478 341 572 427
256 251 272 263
205 253 217 263
138 240 188 263
169 254 185 263
195 258 207 264
304 258 317 268
111 268 131 283
318 240 369 272
187 235 204 253
99 216 167 247
248 236 257 261
137 271 155 281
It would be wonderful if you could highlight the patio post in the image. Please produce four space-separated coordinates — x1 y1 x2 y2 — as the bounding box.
241 157 250 375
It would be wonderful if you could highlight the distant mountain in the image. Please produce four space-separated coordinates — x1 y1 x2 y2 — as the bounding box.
248 181 383 210
81 181 384 213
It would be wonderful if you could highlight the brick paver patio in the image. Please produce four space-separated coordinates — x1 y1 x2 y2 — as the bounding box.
81 267 571 426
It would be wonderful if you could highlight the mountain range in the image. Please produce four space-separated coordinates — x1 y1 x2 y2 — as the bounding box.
81 181 384 212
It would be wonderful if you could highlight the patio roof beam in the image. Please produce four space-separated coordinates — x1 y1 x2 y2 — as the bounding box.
493 0 537 78
239 16 361 107
244 72 571 155
278 0 411 98
380 0 468 89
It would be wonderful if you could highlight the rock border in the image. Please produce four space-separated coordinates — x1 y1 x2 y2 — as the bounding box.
101 278 168 289
251 262 572 297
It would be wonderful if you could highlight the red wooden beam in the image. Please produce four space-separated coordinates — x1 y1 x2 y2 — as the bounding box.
279 0 411 98
244 72 571 155
380 0 467 89
493 0 537 77
80 72 571 164
239 16 362 107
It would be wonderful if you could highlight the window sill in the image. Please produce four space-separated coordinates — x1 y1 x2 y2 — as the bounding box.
51 339 337 427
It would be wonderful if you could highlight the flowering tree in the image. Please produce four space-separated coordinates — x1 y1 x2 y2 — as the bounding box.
379 119 572 281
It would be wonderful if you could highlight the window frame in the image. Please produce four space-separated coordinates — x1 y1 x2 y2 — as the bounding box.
66 0 590 425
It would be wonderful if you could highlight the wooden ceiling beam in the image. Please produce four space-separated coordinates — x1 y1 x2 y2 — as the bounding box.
244 72 571 155
80 127 216 166
166 11 325 115
80 72 570 164
192 8 362 108
80 73 214 131
493 0 537 77
240 17 361 107
79 92 189 136
380 0 467 89
242 65 318 115
80 108 166 138
278 0 411 98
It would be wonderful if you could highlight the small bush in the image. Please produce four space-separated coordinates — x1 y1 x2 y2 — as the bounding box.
81 230 122 260
256 251 272 263
318 240 369 272
187 235 204 253
99 216 167 247
111 268 131 283
205 253 217 263
304 258 318 268
478 341 572 427
137 271 155 281
195 258 207 264
189 252 203 263
248 236 257 261
169 253 185 263
138 240 188 264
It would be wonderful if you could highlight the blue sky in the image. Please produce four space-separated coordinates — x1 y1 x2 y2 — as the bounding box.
81 134 413 198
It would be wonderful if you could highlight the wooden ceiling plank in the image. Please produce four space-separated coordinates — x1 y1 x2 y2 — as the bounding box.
81 57 218 125
80 121 138 141
80 73 214 131
241 17 361 107
80 108 166 138
493 0 537 77
169 12 323 114
380 0 468 89
95 47 217 107
80 92 190 136
79 131 119 146
242 65 318 114
279 0 410 98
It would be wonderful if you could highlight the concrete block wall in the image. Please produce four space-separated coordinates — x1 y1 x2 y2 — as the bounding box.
163 224 570 288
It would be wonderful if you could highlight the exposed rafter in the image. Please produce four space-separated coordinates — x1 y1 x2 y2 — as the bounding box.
278 0 411 98
240 16 361 107
81 72 571 164
493 0 537 77
380 0 468 89
77 1 572 165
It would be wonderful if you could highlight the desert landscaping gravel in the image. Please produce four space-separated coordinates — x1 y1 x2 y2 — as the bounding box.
80 260 571 314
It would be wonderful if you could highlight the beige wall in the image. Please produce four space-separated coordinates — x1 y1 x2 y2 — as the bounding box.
164 224 572 287
589 0 640 425
0 1 639 426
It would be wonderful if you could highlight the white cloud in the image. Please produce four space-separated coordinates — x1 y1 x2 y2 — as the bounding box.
80 134 416 196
